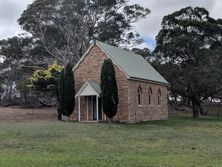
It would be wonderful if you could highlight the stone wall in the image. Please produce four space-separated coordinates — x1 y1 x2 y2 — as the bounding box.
127 80 168 122
73 45 129 121
73 44 168 122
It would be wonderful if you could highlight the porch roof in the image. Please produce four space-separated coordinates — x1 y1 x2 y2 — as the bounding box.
75 80 101 98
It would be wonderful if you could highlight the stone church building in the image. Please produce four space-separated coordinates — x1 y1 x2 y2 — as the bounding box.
73 41 169 123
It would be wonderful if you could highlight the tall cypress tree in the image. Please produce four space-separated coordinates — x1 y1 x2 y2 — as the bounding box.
100 59 118 121
58 63 75 120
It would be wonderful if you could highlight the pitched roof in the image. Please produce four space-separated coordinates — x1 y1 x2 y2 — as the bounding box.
75 80 101 98
87 80 101 95
74 41 169 86
96 41 169 85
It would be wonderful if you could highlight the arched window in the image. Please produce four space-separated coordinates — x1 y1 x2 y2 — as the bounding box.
138 86 142 105
157 89 162 106
148 87 152 106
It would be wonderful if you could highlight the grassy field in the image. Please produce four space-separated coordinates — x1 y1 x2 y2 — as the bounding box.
0 116 222 167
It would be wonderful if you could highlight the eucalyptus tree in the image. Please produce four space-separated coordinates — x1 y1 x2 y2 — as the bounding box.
0 36 34 99
154 7 222 118
18 0 150 65
131 47 152 61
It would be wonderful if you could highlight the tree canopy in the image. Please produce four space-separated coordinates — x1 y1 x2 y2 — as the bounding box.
0 36 34 99
18 0 150 65
154 7 222 118
131 47 152 61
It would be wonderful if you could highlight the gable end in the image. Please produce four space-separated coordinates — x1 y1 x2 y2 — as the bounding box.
73 42 130 79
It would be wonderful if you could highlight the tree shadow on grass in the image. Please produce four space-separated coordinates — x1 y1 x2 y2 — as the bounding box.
129 116 222 128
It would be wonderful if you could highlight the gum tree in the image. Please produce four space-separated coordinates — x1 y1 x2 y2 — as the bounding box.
154 7 222 118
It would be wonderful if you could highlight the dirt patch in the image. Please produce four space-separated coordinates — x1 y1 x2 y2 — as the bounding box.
0 107 57 121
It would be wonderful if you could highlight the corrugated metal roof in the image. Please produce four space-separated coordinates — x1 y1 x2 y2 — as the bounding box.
75 80 101 98
87 80 101 95
96 41 169 85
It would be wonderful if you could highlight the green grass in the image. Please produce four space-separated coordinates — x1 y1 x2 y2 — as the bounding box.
0 117 222 167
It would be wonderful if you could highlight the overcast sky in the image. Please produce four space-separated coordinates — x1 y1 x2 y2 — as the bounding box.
0 0 222 50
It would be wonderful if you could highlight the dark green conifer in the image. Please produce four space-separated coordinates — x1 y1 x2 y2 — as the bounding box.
100 59 118 121
58 64 75 120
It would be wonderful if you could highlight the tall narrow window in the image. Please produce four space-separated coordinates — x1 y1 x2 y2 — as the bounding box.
157 89 161 106
148 87 152 106
138 86 142 105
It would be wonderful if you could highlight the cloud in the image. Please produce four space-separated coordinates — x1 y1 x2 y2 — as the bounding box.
0 0 33 39
0 0 222 50
211 0 222 18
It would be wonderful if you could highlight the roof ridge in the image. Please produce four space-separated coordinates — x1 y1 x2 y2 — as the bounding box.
96 40 143 58
96 41 169 85
74 40 169 86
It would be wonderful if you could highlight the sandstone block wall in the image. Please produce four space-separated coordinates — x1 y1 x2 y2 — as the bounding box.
74 45 129 121
127 80 168 122
73 44 168 122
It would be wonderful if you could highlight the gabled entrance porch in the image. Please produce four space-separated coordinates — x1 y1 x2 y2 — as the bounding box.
75 81 105 122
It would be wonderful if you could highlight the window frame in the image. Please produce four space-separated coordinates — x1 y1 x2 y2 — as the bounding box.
148 87 152 106
157 89 162 106
138 86 143 106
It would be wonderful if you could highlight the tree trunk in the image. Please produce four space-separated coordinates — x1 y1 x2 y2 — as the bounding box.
192 99 200 118
57 106 62 121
